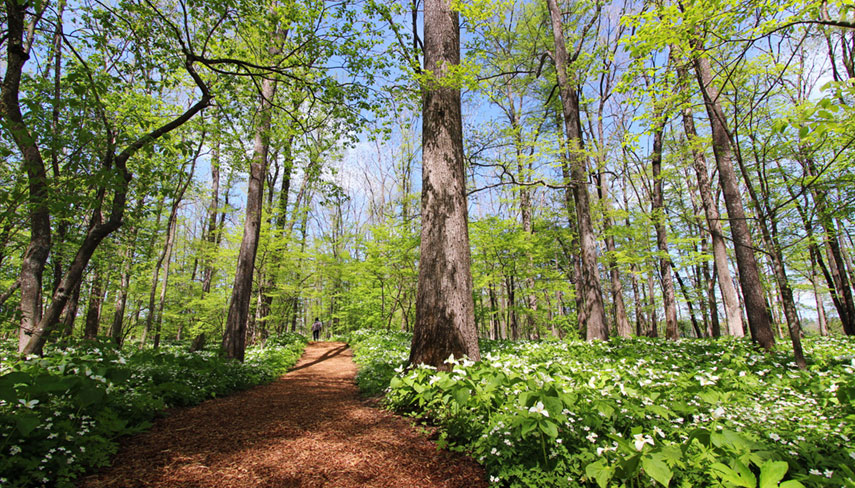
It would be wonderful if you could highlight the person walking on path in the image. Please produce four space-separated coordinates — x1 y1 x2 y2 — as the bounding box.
311 318 322 341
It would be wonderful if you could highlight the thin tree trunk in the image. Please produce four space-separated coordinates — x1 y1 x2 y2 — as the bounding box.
674 269 701 337
647 270 658 337
546 0 608 341
61 281 81 338
110 198 142 345
677 63 744 337
153 213 178 349
83 268 105 339
650 114 679 340
812 259 828 336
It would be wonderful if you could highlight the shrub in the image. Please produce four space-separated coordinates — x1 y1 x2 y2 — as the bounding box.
0 333 308 487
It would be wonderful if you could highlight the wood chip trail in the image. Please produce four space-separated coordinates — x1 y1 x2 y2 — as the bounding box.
80 342 487 488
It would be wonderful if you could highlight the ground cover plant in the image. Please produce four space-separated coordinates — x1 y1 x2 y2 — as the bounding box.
0 333 308 487
347 330 855 487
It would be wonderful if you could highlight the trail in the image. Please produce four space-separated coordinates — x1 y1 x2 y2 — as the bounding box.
80 342 486 488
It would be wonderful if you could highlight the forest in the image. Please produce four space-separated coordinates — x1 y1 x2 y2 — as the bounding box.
1 0 855 486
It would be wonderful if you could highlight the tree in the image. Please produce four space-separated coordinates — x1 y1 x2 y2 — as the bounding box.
409 0 480 369
545 0 609 341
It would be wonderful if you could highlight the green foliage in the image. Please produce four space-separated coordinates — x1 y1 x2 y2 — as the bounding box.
344 329 411 396
349 330 855 487
0 333 307 487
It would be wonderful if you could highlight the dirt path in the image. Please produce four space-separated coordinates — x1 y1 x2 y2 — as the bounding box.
80 342 487 488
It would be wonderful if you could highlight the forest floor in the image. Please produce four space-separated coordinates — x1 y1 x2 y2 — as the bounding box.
79 342 487 488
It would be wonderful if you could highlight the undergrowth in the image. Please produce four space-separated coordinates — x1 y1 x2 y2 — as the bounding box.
0 332 307 487
347 330 855 487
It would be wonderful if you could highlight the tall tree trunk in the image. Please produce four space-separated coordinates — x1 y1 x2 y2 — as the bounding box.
647 270 659 337
811 254 829 336
222 76 276 361
692 52 775 350
202 136 221 294
802 154 855 335
677 63 744 337
546 0 608 340
739 144 806 367
153 213 178 349
3 1 53 352
701 237 722 337
650 115 679 340
60 281 81 338
674 269 701 337
83 268 105 340
409 0 480 369
110 198 142 345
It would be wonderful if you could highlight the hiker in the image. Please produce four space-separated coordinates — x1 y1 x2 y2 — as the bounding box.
311 318 322 341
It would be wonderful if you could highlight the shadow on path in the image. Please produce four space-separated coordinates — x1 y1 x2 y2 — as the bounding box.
286 342 348 372
79 341 486 488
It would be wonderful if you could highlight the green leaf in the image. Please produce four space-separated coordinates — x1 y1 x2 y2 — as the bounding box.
642 454 673 487
15 413 40 437
779 481 806 488
758 460 788 488
453 387 471 405
710 461 756 488
585 460 613 488
539 419 558 438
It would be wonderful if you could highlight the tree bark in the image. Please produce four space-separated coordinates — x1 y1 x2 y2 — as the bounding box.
83 268 106 340
222 76 276 361
677 64 745 337
692 52 775 350
650 114 679 340
3 1 53 352
546 0 608 341
409 0 480 368
110 198 143 345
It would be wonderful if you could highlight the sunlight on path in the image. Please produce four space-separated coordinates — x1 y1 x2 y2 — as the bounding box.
79 342 486 488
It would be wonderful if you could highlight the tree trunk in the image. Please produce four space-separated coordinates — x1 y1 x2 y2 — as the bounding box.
202 136 221 294
222 76 276 361
83 268 105 340
153 212 178 349
3 1 53 352
677 74 745 337
692 52 775 350
803 155 855 335
674 269 701 337
650 115 680 340
810 251 829 336
60 281 81 338
110 199 142 345
409 0 480 369
546 0 608 341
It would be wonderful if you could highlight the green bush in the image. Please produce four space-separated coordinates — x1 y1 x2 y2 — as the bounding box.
348 330 855 487
0 333 307 487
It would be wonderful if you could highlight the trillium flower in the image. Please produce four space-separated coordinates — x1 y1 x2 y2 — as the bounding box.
711 406 726 419
529 401 549 417
633 433 655 451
